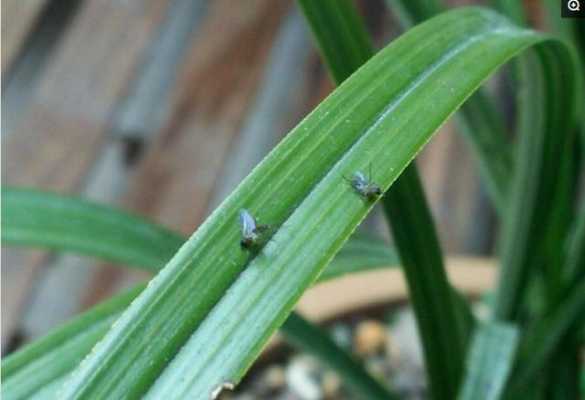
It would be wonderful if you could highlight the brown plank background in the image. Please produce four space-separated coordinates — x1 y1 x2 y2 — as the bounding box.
2 0 496 355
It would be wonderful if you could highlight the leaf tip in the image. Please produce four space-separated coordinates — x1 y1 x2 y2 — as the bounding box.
210 381 235 399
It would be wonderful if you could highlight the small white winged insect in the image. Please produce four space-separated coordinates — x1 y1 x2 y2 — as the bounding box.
239 209 268 249
346 165 382 201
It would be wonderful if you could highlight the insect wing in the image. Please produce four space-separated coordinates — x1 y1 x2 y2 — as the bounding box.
351 171 368 191
354 171 368 184
239 209 258 237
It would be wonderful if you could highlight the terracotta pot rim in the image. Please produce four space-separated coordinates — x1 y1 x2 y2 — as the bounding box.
296 255 495 322
264 256 495 352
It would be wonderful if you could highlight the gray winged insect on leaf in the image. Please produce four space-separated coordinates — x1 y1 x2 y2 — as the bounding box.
239 209 269 249
346 164 383 201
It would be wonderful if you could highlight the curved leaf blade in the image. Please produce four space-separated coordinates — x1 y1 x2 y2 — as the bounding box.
386 0 513 213
0 287 142 400
1 189 397 400
493 44 581 320
59 8 579 399
298 2 472 397
458 322 519 400
319 233 399 281
282 313 396 399
3 284 396 400
1 188 396 280
1 188 184 271
149 9 574 398
508 279 585 393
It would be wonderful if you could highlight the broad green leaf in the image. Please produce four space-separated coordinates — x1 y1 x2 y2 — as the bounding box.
458 322 519 400
1 188 397 400
58 8 579 399
298 1 470 398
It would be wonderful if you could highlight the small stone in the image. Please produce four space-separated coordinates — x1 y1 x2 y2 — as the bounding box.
366 355 390 380
473 301 490 321
392 365 426 399
263 366 286 392
286 356 323 400
388 308 427 397
389 309 424 366
277 392 302 400
354 320 387 356
330 323 352 350
385 330 401 365
233 395 254 400
322 372 341 398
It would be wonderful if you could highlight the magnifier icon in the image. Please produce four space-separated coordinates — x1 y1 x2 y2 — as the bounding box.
568 0 580 11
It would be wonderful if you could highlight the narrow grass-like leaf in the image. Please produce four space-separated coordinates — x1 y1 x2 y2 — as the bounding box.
494 47 581 320
318 233 399 281
505 4 583 392
1 287 142 400
536 4 585 390
59 8 579 399
490 0 526 25
1 188 184 271
566 204 585 287
296 0 373 86
386 0 442 27
542 0 580 42
386 0 512 213
1 188 396 281
282 313 396 399
545 346 581 400
381 166 468 398
13 254 580 400
3 285 395 400
458 322 519 400
507 279 585 393
298 2 469 398
1 188 397 400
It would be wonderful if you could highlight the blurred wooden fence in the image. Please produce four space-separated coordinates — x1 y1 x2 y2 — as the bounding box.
1 0 494 354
